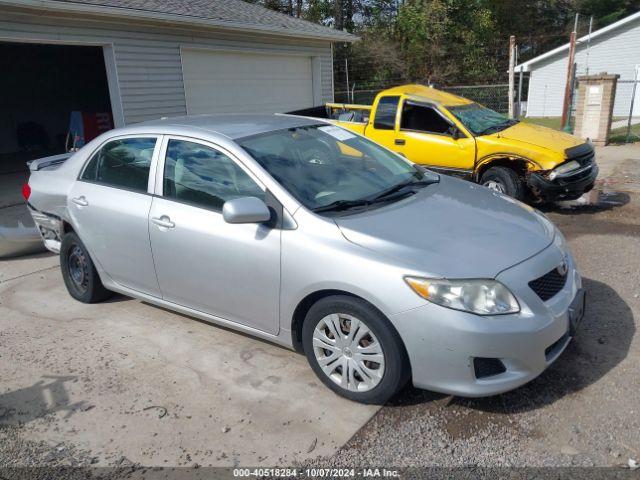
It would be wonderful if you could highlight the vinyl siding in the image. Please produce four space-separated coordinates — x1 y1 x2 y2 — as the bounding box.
0 9 334 125
525 18 640 117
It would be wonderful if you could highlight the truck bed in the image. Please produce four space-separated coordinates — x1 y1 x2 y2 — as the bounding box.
287 103 372 135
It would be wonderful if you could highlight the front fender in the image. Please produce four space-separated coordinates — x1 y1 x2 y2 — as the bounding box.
474 154 542 180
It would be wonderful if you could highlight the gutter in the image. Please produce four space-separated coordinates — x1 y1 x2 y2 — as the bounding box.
0 0 360 43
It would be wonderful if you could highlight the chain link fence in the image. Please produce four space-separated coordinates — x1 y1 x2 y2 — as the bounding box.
332 48 515 116
335 84 511 114
614 78 640 143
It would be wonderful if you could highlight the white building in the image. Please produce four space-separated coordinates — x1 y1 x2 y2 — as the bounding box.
517 11 640 118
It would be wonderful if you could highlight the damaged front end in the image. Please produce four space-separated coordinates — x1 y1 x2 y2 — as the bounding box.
527 143 598 202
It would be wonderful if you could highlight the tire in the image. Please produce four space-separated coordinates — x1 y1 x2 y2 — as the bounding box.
302 295 410 404
60 232 112 303
480 166 525 200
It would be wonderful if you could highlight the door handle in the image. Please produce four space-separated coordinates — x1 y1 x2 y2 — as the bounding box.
151 216 175 229
394 139 406 145
72 196 88 207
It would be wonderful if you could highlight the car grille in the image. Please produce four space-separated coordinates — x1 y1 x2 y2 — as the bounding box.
555 143 596 184
529 267 568 301
565 143 595 166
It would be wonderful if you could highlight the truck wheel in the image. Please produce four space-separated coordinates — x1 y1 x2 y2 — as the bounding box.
302 295 410 404
480 166 525 200
60 232 112 303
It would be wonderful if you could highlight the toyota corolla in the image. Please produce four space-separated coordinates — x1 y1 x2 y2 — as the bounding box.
24 114 585 404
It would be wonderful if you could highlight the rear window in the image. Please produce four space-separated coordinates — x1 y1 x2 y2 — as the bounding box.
81 137 156 192
373 96 400 130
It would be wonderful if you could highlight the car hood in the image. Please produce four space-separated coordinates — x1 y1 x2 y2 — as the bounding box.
334 176 554 279
496 121 583 152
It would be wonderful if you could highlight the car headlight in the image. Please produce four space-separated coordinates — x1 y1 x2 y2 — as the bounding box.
404 277 520 315
548 160 580 180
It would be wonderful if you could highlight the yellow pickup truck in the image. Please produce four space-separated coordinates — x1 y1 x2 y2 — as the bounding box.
290 84 598 202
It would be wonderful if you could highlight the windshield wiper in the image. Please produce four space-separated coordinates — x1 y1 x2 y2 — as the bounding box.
370 177 438 202
313 198 372 213
313 177 438 214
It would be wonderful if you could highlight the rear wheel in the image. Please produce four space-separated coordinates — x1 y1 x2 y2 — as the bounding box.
302 295 409 404
60 232 111 303
480 166 525 200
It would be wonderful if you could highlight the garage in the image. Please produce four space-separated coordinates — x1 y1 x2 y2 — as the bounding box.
0 42 113 177
182 49 315 115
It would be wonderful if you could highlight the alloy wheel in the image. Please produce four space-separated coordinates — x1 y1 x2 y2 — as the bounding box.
312 313 385 392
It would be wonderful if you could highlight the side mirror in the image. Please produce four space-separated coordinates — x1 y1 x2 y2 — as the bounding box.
222 197 271 224
450 127 463 139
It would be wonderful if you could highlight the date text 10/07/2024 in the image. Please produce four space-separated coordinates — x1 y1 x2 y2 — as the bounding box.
233 468 401 478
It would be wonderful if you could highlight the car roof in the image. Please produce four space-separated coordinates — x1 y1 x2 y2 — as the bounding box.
382 84 473 107
137 113 322 139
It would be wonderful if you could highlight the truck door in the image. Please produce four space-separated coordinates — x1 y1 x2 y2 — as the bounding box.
394 101 476 172
367 95 403 153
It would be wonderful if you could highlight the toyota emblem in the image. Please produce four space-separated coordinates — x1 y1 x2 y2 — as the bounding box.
557 259 568 276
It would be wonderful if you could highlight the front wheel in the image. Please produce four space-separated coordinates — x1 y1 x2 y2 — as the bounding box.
480 166 525 200
60 232 112 303
302 296 409 404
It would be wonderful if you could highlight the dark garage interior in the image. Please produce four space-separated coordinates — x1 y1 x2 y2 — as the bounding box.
0 42 113 178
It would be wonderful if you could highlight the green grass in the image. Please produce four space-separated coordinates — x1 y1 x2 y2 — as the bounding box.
609 122 640 144
522 117 563 130
523 116 639 143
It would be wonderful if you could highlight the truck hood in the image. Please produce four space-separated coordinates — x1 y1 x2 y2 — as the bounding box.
334 176 554 279
495 121 583 152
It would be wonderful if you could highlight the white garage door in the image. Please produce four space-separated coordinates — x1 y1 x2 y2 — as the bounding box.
181 49 314 115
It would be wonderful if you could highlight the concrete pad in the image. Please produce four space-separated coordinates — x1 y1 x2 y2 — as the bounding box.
0 250 57 283
0 260 378 466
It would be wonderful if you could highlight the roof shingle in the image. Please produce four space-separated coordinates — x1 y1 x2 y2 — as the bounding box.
45 0 357 42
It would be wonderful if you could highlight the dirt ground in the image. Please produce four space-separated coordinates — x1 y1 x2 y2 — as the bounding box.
1 144 639 473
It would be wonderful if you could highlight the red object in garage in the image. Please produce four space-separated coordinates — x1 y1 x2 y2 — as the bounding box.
67 111 113 151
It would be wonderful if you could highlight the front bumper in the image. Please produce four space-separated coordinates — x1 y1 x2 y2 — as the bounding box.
392 242 582 397
527 162 598 202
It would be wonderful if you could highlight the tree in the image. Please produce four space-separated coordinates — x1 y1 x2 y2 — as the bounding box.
248 0 640 87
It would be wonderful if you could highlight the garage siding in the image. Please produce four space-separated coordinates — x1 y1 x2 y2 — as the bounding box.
0 10 334 125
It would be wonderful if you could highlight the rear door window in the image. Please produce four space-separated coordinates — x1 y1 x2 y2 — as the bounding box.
81 137 156 192
373 96 400 130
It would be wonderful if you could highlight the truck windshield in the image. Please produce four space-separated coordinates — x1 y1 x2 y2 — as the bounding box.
239 125 437 213
448 103 518 136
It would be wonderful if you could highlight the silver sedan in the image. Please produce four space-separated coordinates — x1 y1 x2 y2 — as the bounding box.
25 114 585 404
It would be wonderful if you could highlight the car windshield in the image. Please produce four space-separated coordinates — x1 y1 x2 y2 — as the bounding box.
239 124 437 213
448 103 518 136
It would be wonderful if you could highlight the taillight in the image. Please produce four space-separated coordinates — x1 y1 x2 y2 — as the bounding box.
21 183 31 201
